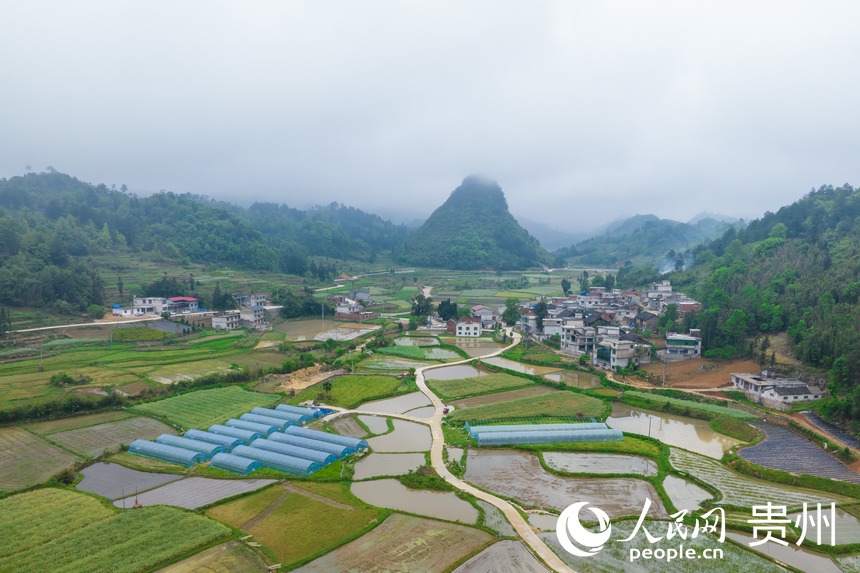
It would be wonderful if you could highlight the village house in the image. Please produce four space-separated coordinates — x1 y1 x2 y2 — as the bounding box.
731 371 823 410
235 293 269 308
239 305 266 328
455 316 482 337
212 311 241 331
349 289 370 302
471 305 495 326
665 329 702 359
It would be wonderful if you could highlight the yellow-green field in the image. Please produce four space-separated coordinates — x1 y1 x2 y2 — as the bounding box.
131 386 279 429
0 428 81 492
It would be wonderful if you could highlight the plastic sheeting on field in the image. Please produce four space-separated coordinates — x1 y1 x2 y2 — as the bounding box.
267 432 355 457
231 445 321 476
129 439 205 467
476 428 623 446
225 418 278 436
276 403 325 419
467 422 608 438
209 453 263 476
183 429 245 450
239 413 293 431
251 407 309 425
250 438 336 465
208 424 264 443
155 434 227 459
284 425 368 450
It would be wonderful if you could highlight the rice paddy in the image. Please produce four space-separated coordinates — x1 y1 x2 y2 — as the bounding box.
131 386 279 429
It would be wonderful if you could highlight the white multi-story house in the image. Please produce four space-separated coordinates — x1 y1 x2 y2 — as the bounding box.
665 329 702 359
731 372 823 410
455 317 482 337
240 306 266 327
212 311 241 330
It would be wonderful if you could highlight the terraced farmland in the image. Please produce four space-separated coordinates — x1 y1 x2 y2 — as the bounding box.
623 391 757 419
739 422 860 484
449 391 604 422
669 448 850 508
131 386 278 428
427 371 533 400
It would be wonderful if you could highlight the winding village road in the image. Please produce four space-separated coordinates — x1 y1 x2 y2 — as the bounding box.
328 329 576 573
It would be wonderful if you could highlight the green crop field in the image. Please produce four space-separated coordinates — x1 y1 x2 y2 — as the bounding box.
131 386 279 429
289 374 413 409
0 489 231 573
207 482 383 568
427 372 532 400
47 416 176 456
449 390 605 422
624 391 757 420
376 346 461 361
27 410 137 435
0 428 81 492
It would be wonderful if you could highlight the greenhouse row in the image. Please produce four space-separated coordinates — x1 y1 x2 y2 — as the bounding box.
127 403 360 476
470 422 623 446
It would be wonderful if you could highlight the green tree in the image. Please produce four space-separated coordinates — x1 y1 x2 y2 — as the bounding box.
502 297 520 326
437 298 459 321
411 294 434 317
561 278 571 296
117 275 124 297
535 301 548 332
604 274 615 291
658 303 679 332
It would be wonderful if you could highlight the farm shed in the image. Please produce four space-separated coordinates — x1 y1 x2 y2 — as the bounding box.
208 424 264 443
467 422 607 438
249 439 337 465
239 413 293 431
476 428 623 446
183 429 245 450
156 435 227 459
252 407 310 425
267 433 355 457
225 418 278 436
129 439 205 467
276 403 325 419
285 426 369 450
209 453 263 476
231 445 322 476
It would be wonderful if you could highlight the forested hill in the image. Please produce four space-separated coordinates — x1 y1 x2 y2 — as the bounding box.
671 184 860 428
0 171 406 312
555 214 736 268
394 176 551 270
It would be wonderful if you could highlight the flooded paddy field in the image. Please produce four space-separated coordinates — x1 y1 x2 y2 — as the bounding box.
543 520 788 573
453 540 550 573
352 453 426 480
542 452 658 476
527 512 559 531
358 391 431 415
366 419 431 452
404 406 436 418
449 385 556 409
357 414 390 434
608 403 740 459
482 356 561 376
740 422 860 484
544 369 602 389
476 500 516 536
662 475 713 511
425 364 485 380
351 479 478 522
293 513 492 573
76 462 181 499
447 447 465 464
113 477 275 509
442 337 505 357
357 355 433 372
669 448 850 508
394 336 440 346
464 450 668 518
788 506 860 546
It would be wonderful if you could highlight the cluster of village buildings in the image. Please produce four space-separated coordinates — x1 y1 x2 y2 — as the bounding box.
111 293 272 330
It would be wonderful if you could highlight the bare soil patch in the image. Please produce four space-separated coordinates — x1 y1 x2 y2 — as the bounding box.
640 358 760 389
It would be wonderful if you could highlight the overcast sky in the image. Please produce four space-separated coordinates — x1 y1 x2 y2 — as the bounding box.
2 1 859 230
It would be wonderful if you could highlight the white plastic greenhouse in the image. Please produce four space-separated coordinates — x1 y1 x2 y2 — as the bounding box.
276 403 325 419
250 439 336 465
231 445 322 476
210 453 263 476
208 424 264 443
225 418 278 436
183 429 245 450
284 425 368 450
267 433 354 457
129 439 205 467
155 434 227 459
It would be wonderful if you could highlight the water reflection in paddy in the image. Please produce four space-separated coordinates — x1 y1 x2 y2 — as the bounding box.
404 406 436 419
607 403 740 459
444 338 505 357
543 370 601 389
366 419 431 452
527 513 558 532
482 357 560 376
662 475 712 511
358 391 430 414
356 414 389 435
351 479 478 523
726 531 843 573
352 453 426 480
424 365 485 380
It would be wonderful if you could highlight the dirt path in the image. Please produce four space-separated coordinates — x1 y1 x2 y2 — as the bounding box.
240 487 292 531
